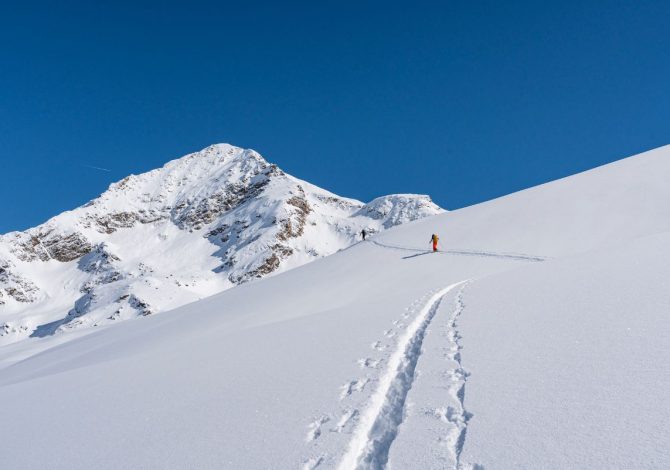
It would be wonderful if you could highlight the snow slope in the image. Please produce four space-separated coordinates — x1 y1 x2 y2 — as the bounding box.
1 145 669 469
0 144 442 345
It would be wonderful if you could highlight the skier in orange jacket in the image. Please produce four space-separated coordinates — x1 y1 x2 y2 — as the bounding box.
430 234 439 252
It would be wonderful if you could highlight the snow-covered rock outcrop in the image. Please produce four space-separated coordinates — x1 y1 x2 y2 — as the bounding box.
355 194 442 229
0 144 443 344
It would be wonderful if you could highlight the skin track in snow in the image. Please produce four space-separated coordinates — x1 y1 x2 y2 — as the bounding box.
370 241 547 263
337 281 468 470
3 145 670 469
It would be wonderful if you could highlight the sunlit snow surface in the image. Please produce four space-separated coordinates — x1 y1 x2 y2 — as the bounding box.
0 144 442 345
1 145 669 469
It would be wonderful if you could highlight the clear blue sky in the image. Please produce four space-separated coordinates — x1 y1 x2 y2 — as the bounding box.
2 1 669 233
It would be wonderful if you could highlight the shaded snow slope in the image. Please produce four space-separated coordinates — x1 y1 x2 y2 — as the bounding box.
1 145 669 469
0 144 442 345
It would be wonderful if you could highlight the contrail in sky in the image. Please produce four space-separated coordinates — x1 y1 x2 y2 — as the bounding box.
83 164 111 172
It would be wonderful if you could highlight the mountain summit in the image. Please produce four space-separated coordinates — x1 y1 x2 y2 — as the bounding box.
1 145 669 469
0 144 442 344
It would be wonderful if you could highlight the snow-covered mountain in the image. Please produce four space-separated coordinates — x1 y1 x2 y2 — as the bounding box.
0 144 442 345
1 145 669 469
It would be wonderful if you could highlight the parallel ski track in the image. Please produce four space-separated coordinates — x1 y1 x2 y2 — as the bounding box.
338 281 468 470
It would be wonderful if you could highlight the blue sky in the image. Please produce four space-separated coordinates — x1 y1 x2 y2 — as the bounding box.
2 1 669 233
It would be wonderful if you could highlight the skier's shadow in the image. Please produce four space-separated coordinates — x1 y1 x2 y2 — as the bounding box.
402 251 434 259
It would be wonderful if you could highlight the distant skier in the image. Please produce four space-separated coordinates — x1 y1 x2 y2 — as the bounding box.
361 229 367 241
430 233 439 252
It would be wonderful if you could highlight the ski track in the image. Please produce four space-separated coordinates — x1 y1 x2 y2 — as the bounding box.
440 283 476 469
301 291 432 469
371 240 546 262
337 281 468 470
303 278 489 469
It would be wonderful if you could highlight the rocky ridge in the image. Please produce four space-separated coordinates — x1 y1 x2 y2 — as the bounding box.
0 144 443 345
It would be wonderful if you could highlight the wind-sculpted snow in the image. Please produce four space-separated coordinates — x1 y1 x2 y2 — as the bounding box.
0 144 442 345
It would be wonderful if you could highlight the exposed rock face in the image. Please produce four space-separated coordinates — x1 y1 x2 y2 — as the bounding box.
10 231 92 262
92 212 142 234
175 172 274 230
0 144 444 345
277 191 312 242
78 244 122 292
0 259 39 304
0 259 41 339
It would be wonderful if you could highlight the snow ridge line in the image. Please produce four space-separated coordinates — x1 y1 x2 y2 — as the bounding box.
338 281 468 470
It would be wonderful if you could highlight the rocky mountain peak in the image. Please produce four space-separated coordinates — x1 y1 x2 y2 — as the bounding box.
0 144 444 345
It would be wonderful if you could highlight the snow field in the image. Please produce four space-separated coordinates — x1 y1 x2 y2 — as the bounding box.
2 144 670 469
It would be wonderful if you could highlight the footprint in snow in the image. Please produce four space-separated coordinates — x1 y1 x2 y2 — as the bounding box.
306 415 330 442
340 378 369 399
301 455 325 470
357 358 380 369
371 341 387 351
333 409 359 433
